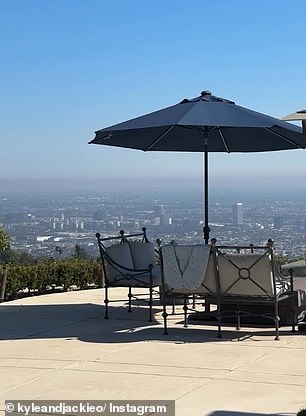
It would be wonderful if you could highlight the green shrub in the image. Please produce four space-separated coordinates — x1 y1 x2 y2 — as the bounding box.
297 409 306 416
2 258 102 301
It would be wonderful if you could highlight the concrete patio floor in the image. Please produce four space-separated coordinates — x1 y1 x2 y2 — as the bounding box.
0 288 305 416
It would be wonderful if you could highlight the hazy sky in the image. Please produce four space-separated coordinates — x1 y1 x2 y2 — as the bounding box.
1 0 306 192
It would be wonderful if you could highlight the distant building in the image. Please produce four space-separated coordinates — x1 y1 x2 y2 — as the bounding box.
273 216 282 229
154 204 172 227
232 202 243 225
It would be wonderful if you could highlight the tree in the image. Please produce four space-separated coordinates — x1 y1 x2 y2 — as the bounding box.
55 246 63 255
74 244 87 260
0 228 10 252
19 252 35 265
0 248 19 265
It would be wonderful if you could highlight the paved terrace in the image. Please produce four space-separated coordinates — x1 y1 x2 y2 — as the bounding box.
0 288 305 416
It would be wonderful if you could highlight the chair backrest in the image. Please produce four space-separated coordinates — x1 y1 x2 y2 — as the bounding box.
216 249 275 297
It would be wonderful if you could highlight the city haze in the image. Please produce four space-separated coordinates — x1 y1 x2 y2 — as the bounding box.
2 189 306 259
1 174 306 195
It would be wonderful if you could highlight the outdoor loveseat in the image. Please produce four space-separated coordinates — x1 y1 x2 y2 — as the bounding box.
96 228 161 321
159 240 303 340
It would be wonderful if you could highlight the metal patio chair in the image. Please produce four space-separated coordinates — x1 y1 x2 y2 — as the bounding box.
96 228 161 321
210 243 294 339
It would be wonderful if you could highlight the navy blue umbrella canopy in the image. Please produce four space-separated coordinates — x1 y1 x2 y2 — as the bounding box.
90 91 305 152
90 91 306 243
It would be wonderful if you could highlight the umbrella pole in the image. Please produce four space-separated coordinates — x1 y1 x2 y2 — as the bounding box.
203 135 210 244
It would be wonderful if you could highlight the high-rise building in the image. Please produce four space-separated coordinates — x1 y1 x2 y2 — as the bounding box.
232 202 243 225
273 216 282 229
154 204 172 227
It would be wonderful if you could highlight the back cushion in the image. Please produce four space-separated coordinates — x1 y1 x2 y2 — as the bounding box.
161 244 211 293
105 243 134 281
128 241 155 270
217 253 274 296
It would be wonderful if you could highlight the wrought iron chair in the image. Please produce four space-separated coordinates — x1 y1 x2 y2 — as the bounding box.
211 242 294 340
96 228 161 321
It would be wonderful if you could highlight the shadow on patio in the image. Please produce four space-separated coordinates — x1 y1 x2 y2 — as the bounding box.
0 302 299 344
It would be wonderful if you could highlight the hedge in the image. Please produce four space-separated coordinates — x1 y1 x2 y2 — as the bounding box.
0 259 103 301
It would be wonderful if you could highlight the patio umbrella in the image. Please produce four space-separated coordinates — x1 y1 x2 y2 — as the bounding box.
89 90 306 244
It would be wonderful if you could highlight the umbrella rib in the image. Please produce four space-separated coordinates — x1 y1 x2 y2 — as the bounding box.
182 125 215 134
183 125 231 152
264 127 306 149
218 128 230 153
144 125 175 151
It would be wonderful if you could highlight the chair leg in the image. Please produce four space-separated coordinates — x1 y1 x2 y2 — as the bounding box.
149 284 153 322
236 308 241 330
274 315 280 340
183 296 188 328
172 295 175 314
217 316 222 338
104 286 109 319
216 299 222 338
162 292 168 335
291 304 296 332
274 300 280 340
291 294 296 332
128 286 132 312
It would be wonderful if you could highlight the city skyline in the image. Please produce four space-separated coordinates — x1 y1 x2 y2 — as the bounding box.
1 0 306 189
2 189 306 259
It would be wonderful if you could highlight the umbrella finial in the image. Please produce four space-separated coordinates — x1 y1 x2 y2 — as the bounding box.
201 90 212 97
